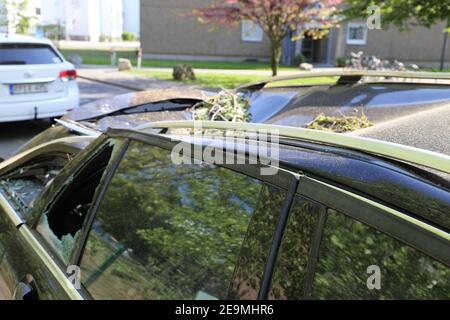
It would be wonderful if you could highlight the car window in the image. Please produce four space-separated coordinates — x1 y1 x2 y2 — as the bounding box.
312 209 450 300
228 185 287 300
268 196 322 300
80 141 265 300
0 43 63 65
35 144 115 265
0 153 73 218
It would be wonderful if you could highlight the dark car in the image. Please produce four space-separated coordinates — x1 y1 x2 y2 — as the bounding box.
17 70 450 154
0 120 449 300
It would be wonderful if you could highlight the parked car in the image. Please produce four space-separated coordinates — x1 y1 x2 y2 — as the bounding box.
0 34 79 123
17 70 450 154
0 120 449 300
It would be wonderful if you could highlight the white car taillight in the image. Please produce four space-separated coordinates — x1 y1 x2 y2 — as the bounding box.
59 70 77 81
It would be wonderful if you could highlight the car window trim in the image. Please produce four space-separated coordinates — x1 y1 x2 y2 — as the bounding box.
302 205 328 299
0 137 93 177
76 131 302 300
0 191 24 227
297 175 450 267
72 138 130 268
18 224 83 300
21 137 124 278
107 129 297 190
29 136 109 229
258 176 299 300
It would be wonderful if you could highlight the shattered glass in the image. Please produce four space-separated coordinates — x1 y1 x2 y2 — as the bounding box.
36 214 80 265
0 179 43 214
0 154 72 215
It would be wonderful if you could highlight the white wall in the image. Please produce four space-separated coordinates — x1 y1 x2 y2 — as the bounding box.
7 0 131 40
1 0 42 34
39 0 65 25
99 0 123 39
123 0 139 36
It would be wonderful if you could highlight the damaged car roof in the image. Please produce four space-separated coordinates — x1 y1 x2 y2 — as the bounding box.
65 88 212 122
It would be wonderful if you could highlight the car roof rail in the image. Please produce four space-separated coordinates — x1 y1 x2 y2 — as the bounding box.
55 119 102 137
135 120 450 174
238 70 450 90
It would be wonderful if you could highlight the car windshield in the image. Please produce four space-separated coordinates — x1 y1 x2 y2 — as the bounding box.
0 43 63 65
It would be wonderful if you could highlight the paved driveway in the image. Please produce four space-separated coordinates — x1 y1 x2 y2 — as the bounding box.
0 78 130 159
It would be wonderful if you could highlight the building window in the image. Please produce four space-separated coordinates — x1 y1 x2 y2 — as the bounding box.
242 20 263 42
36 8 41 15
347 23 368 45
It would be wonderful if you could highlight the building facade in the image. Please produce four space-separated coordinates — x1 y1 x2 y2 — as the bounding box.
0 0 41 35
140 0 449 66
123 0 140 36
334 20 450 66
140 0 271 61
38 0 124 41
1 0 140 41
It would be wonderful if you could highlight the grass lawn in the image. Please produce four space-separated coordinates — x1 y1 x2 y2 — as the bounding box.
59 49 298 71
129 69 337 89
420 67 450 73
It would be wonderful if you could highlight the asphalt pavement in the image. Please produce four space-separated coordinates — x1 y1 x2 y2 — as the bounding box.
0 78 131 159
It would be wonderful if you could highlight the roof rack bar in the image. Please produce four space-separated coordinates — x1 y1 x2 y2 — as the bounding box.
238 70 450 90
136 120 450 174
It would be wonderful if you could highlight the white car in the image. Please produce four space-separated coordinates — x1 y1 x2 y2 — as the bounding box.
0 34 79 123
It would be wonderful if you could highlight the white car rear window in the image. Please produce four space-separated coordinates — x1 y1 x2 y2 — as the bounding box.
0 43 63 65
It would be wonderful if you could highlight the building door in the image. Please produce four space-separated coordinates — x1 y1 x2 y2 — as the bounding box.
302 36 325 63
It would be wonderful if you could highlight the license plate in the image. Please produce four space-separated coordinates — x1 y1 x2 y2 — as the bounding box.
10 83 48 95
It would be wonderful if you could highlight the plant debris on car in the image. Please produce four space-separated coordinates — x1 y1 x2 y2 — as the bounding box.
307 112 374 133
192 90 251 123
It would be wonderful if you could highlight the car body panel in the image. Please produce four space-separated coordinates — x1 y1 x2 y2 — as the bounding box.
64 88 211 122
1 126 449 299
136 129 450 231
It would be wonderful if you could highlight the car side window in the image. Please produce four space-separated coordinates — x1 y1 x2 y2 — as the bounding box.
0 152 73 218
80 141 265 300
35 144 115 265
312 209 450 300
268 196 323 300
228 185 288 300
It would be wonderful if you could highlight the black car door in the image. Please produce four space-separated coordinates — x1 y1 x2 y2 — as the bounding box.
0 143 80 299
73 134 299 300
267 175 450 300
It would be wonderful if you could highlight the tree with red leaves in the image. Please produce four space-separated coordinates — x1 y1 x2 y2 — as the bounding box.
191 0 342 76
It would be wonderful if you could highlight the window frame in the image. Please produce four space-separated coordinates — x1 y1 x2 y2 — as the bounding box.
346 22 368 45
25 136 128 271
264 174 450 300
72 130 450 300
295 174 450 300
74 131 299 300
241 20 264 42
0 139 88 223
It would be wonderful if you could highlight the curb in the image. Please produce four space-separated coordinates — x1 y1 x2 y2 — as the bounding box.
77 75 145 92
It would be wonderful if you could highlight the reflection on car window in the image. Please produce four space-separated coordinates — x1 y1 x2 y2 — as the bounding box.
268 197 322 300
36 145 114 265
0 44 63 65
80 142 263 300
0 154 72 217
229 186 287 300
312 209 450 300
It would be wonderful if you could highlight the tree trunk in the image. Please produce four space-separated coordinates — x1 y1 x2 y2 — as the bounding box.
440 18 450 71
270 41 282 77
